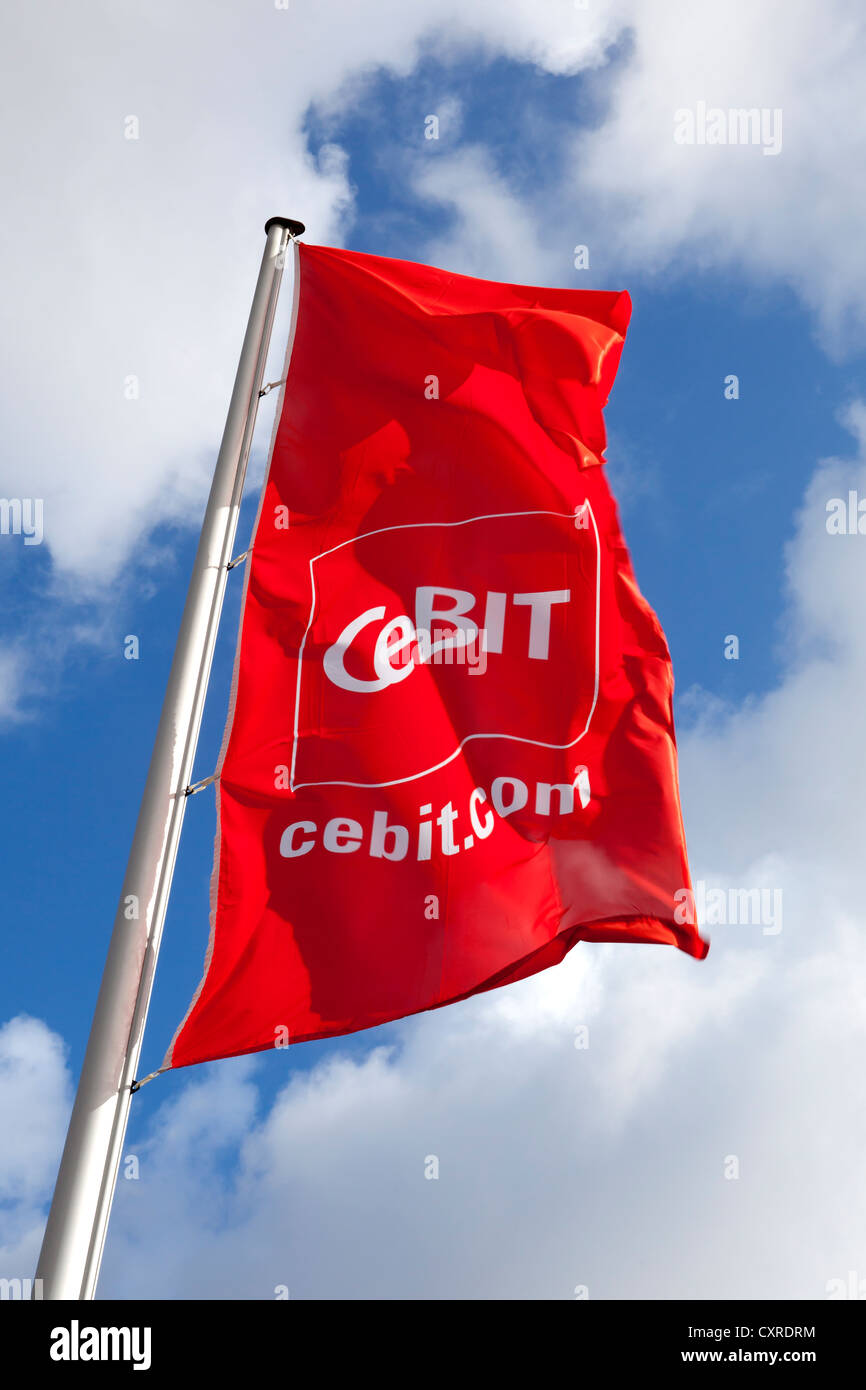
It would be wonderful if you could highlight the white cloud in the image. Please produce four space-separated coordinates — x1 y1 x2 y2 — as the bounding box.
7 0 862 593
0 1018 70 1283
0 0 623 593
414 146 558 284
402 1 866 355
564 0 866 350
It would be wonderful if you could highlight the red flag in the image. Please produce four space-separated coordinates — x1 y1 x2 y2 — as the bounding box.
166 244 706 1070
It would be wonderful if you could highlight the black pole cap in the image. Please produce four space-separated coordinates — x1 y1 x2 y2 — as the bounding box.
265 216 305 238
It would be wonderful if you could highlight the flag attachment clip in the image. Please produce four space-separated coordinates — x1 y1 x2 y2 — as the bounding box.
258 378 286 398
129 1069 164 1095
182 773 218 798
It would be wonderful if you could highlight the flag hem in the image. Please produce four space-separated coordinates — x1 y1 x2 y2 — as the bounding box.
162 241 304 1072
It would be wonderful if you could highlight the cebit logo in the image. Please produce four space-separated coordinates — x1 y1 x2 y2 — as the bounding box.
323 586 570 693
291 509 600 789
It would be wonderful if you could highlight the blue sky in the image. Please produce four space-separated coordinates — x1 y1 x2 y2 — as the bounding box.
3 0 866 1300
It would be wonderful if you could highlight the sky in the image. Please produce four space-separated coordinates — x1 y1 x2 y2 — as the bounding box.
2 0 866 1299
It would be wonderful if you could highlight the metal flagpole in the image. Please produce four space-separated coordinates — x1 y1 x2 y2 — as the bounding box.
35 214 304 1301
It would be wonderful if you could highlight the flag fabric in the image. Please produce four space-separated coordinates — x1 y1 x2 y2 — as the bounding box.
166 243 706 1071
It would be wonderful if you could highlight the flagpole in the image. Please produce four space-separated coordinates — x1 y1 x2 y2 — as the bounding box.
35 215 304 1301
